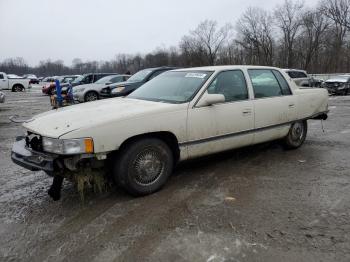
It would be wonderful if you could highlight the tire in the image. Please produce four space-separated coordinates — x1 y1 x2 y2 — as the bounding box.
113 138 174 196
12 84 24 92
283 120 308 149
84 91 99 102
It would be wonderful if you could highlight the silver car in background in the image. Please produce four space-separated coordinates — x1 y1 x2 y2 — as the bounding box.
73 74 130 102
283 69 312 87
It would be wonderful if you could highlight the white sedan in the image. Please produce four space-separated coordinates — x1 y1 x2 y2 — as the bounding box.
11 66 328 198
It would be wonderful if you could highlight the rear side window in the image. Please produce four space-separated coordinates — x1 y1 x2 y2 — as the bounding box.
287 71 307 78
207 70 248 102
110 76 123 83
0 74 3 79
272 70 292 95
248 69 282 98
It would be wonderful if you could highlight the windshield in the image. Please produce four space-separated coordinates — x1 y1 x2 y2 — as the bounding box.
95 75 116 84
128 71 213 103
72 75 85 83
127 69 152 82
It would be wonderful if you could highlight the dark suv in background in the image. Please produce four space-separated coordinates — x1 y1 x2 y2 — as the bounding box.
66 73 119 88
100 67 177 98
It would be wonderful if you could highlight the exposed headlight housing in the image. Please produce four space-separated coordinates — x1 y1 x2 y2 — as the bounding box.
42 137 94 155
111 86 125 94
337 84 346 89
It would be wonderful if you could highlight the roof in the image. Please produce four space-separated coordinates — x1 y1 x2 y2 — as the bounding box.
282 68 307 73
144 66 178 71
173 65 282 72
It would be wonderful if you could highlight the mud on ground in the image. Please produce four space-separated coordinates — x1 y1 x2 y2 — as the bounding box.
0 87 350 262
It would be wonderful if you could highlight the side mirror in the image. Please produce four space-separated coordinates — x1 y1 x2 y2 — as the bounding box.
196 93 225 107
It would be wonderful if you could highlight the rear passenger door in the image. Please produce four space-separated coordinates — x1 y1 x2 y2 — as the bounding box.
248 69 297 144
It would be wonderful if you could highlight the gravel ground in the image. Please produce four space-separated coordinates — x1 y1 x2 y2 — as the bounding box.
0 87 350 262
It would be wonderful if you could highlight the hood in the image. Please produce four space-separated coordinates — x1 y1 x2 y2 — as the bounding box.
23 98 178 138
325 78 348 83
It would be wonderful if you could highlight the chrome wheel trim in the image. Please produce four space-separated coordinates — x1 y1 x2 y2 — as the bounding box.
132 148 164 186
291 122 304 142
86 92 98 101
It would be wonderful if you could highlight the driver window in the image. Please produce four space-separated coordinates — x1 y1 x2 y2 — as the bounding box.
207 70 248 102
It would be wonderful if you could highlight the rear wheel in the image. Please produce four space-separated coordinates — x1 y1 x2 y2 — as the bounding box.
84 91 99 102
283 120 307 149
12 84 24 92
113 138 174 196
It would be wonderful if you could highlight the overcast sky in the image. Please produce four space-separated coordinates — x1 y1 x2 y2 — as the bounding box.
0 0 319 66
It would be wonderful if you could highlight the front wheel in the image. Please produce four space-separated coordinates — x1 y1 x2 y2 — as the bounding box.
283 120 308 149
113 138 174 196
84 91 99 102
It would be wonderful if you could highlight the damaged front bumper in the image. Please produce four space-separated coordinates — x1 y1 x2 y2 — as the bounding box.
11 137 57 173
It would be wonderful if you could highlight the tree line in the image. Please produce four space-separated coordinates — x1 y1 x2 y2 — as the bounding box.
1 0 350 76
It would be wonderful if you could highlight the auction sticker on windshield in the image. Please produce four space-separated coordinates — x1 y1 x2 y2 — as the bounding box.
185 73 207 78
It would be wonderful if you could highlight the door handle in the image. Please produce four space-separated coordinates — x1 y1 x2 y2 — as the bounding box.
288 103 295 108
242 109 252 115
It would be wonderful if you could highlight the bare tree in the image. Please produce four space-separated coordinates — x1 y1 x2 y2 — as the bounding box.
274 0 304 68
295 9 329 71
236 7 275 65
320 0 350 29
319 0 349 71
180 20 232 65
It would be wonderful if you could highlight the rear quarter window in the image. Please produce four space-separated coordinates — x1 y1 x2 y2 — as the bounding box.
272 70 292 95
287 71 307 78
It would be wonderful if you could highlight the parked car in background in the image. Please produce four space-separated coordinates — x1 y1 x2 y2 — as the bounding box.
11 66 329 198
0 91 5 103
66 73 118 88
100 67 176 98
73 74 130 102
23 74 39 84
283 69 312 87
42 75 81 95
59 75 80 84
310 77 323 88
322 75 350 95
0 72 31 92
41 76 56 83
